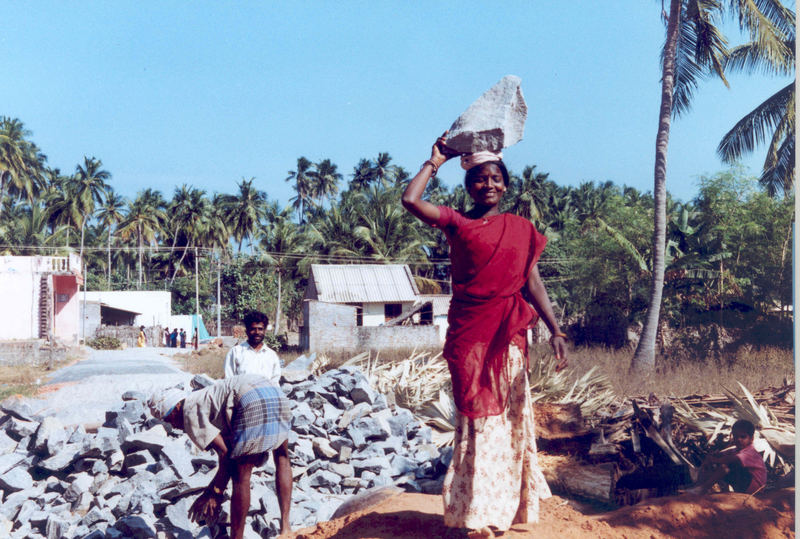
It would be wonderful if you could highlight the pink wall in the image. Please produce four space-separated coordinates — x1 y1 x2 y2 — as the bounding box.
53 275 79 342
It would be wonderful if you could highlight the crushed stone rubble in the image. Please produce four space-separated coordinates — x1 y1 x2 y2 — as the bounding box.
0 365 452 538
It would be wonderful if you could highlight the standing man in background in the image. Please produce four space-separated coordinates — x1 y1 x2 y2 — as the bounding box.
224 311 281 384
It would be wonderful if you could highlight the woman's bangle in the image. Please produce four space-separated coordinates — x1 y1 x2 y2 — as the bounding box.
549 331 567 345
422 159 439 176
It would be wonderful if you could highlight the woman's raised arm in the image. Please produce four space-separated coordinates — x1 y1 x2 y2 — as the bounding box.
401 133 457 225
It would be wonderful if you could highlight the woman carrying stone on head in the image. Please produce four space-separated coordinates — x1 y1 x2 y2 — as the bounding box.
149 374 293 538
402 133 568 536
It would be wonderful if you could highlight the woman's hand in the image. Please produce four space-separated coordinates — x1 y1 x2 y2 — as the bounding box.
430 130 459 167
551 336 568 372
189 489 223 525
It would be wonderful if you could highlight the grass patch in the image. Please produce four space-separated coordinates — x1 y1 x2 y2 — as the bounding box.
0 351 85 402
560 344 793 397
177 346 306 380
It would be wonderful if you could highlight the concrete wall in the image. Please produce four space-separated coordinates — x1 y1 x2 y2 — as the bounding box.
301 300 439 352
0 255 82 343
81 301 102 340
83 290 172 328
94 325 163 349
53 275 79 343
0 264 38 340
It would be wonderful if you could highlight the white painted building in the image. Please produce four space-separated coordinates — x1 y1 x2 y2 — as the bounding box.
0 254 83 343
82 290 172 329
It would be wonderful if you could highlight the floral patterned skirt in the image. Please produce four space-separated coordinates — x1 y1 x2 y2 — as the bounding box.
442 342 551 531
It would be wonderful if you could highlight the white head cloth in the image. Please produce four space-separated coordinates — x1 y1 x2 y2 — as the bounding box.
149 387 186 420
460 150 504 170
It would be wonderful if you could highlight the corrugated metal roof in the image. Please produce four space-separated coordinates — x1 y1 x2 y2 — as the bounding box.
418 294 452 316
310 264 420 303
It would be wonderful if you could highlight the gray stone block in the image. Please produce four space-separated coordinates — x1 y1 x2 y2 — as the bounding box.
351 456 391 476
122 390 147 401
63 473 93 503
349 379 375 405
190 373 215 390
307 470 341 490
164 497 195 536
160 440 195 479
7 417 38 439
0 466 32 492
45 515 69 539
387 407 415 438
0 430 17 454
336 402 372 430
120 425 167 453
113 514 158 538
291 437 314 465
445 75 527 153
328 462 354 478
389 454 418 477
0 398 35 421
0 453 25 475
312 437 337 459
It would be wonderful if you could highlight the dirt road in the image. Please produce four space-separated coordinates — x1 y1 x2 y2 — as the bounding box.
21 347 191 426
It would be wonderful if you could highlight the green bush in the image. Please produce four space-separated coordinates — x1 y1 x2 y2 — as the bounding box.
263 333 288 352
87 336 122 350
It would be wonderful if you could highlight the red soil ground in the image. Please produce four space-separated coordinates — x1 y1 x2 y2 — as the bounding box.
287 489 794 539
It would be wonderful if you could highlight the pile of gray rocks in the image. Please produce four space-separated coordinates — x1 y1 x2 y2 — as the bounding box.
0 365 451 538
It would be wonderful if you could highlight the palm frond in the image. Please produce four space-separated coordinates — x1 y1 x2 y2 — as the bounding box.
716 82 792 162
760 129 794 196
724 39 794 76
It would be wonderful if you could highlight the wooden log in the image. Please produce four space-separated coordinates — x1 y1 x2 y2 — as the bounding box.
533 402 589 440
538 453 618 505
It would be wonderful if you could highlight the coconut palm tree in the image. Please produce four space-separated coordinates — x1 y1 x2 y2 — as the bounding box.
0 117 45 209
222 178 267 253
117 192 166 288
717 6 795 196
309 158 341 208
349 158 373 191
286 157 314 224
74 156 111 266
96 190 127 288
169 188 211 284
259 206 303 334
632 0 787 372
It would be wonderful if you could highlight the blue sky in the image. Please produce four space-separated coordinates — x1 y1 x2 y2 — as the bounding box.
2 2 791 205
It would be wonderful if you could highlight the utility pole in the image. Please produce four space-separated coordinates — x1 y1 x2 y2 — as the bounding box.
216 252 221 340
194 247 200 350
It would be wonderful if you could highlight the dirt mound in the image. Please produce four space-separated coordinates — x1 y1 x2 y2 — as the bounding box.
288 489 794 539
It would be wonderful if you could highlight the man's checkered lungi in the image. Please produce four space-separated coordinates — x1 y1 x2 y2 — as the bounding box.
229 378 291 462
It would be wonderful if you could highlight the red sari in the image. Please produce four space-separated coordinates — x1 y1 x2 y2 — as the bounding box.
434 206 547 419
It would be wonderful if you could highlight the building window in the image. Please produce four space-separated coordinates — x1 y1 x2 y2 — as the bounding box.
356 306 363 327
384 303 402 321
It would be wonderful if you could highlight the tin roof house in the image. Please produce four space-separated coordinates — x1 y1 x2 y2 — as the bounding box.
301 264 444 352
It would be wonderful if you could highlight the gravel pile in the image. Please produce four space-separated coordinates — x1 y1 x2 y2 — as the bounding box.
0 365 451 538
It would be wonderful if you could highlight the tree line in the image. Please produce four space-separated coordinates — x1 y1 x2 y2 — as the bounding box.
0 117 793 355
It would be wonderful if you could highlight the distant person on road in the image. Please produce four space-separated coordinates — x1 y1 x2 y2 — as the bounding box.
170 328 179 348
164 328 170 347
149 374 293 538
180 329 187 348
224 311 281 384
687 419 766 495
137 326 147 347
402 132 567 534
192 327 199 350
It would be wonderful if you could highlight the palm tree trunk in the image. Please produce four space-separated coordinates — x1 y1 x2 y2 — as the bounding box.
170 244 191 285
107 231 112 289
274 269 282 335
631 0 681 373
80 218 86 272
138 227 143 289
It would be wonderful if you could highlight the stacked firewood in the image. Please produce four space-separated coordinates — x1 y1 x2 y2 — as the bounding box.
533 384 795 506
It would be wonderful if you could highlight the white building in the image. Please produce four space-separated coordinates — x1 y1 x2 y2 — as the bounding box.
0 254 83 343
82 290 172 329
